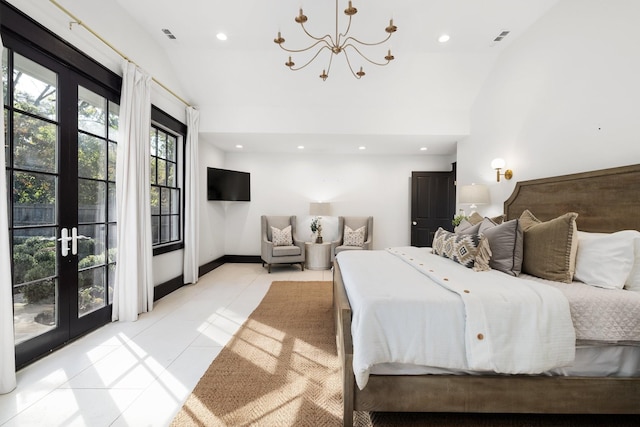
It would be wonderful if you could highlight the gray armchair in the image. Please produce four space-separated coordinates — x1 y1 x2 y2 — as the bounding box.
331 216 373 261
261 215 305 273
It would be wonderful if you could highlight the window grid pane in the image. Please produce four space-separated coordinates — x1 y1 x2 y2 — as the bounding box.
150 124 181 248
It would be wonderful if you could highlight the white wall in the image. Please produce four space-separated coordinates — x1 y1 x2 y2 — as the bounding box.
213 152 455 255
198 136 227 264
457 0 640 217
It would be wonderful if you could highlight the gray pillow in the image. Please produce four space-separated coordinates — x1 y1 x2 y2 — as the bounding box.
479 218 523 276
455 220 481 234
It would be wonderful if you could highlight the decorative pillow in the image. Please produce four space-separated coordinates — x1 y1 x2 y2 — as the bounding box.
519 210 578 283
343 225 365 247
574 230 640 290
467 211 484 225
432 227 491 271
479 218 524 276
489 214 506 225
455 219 481 234
626 238 640 292
271 225 293 246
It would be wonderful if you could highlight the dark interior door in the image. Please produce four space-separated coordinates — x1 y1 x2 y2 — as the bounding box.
410 166 456 247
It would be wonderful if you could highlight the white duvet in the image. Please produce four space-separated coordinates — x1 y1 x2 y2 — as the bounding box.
337 247 576 390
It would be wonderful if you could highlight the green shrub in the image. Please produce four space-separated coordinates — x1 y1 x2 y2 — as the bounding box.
23 279 55 304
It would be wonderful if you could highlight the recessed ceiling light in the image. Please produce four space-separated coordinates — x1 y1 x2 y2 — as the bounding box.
359 146 366 150
298 145 304 149
438 34 450 43
420 147 428 151
216 32 228 41
235 144 243 149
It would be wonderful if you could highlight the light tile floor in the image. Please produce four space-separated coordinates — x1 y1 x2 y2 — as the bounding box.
0 263 331 426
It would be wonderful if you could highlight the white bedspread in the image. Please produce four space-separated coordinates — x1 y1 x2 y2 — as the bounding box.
337 247 576 390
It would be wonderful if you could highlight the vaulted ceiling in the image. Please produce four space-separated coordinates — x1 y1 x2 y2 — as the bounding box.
12 0 559 154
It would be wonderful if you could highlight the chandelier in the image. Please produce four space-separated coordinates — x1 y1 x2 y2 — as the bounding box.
273 0 397 81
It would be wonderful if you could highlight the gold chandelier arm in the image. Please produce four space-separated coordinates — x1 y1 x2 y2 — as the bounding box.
343 44 391 67
277 38 332 54
287 46 333 71
337 15 353 45
323 51 336 79
340 32 392 48
300 22 335 45
342 49 364 79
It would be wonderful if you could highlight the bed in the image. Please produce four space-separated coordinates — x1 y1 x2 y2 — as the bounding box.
333 164 640 427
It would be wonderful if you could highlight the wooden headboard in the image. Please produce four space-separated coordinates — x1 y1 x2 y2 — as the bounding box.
504 164 640 233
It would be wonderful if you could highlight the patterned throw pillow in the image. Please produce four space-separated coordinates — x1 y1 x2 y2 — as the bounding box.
271 225 293 246
432 227 491 271
343 225 366 247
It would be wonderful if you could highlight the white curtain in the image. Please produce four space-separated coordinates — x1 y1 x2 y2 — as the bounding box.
113 60 153 322
183 107 200 284
0 36 17 394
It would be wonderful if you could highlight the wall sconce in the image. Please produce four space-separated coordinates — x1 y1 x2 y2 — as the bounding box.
491 158 513 182
459 183 490 210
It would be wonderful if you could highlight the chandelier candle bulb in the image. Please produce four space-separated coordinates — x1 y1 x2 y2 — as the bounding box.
295 9 307 24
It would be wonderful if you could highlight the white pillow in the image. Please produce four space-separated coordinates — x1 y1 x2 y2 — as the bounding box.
271 225 293 246
625 237 640 292
574 230 640 289
343 225 365 247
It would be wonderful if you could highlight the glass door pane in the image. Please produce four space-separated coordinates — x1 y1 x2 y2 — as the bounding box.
10 53 60 344
77 85 116 318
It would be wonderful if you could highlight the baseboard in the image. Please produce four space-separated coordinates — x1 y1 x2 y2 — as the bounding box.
153 275 184 302
223 255 262 264
154 255 262 301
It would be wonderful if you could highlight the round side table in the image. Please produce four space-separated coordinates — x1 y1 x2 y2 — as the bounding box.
305 242 331 270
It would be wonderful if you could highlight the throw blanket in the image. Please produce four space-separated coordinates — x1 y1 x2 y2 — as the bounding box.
338 247 576 390
523 274 640 343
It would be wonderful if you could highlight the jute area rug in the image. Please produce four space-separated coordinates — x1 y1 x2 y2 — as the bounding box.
171 281 639 427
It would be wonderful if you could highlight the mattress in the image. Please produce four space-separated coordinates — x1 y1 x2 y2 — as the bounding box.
370 343 640 377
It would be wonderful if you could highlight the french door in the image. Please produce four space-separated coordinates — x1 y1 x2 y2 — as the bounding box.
3 40 119 368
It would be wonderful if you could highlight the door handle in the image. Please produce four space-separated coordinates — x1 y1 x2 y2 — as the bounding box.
412 221 417 226
71 227 78 255
70 227 91 255
58 228 72 257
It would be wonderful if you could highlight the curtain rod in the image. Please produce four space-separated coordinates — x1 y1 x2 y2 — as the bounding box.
49 0 192 107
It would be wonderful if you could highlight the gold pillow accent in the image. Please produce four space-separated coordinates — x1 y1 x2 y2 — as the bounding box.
519 210 579 283
490 214 506 225
467 211 484 225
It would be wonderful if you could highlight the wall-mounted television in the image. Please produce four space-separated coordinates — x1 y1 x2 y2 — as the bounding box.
207 167 251 201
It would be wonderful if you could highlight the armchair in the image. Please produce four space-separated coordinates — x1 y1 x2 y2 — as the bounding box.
261 215 305 273
331 216 373 261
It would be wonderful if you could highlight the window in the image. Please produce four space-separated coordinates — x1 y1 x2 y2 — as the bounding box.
149 107 186 255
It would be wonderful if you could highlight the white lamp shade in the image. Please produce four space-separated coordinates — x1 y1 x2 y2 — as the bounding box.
459 184 490 206
309 202 331 216
491 158 506 170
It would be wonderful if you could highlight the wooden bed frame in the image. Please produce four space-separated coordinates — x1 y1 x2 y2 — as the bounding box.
333 164 640 427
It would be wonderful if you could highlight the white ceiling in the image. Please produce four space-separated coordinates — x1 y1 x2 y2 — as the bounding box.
33 0 560 154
